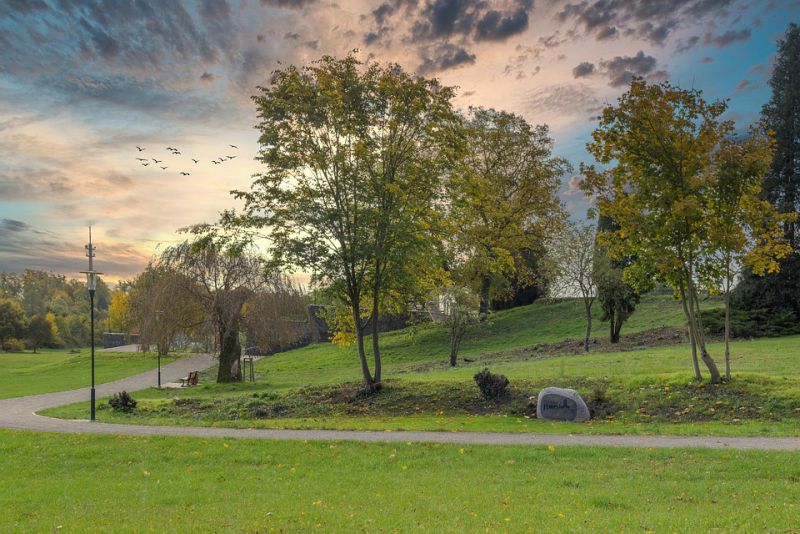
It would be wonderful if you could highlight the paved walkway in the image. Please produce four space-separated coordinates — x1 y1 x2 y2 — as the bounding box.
2 356 799 451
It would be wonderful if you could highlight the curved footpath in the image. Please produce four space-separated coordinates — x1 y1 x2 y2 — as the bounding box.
1 354 799 451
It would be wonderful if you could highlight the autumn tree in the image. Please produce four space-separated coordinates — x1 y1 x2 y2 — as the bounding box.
449 107 567 320
128 265 203 358
235 54 459 391
549 223 597 352
0 298 27 350
593 214 639 343
582 79 787 383
702 131 792 379
106 289 132 333
160 229 265 383
27 314 56 353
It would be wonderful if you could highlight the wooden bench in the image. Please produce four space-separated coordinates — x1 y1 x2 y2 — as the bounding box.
179 371 199 387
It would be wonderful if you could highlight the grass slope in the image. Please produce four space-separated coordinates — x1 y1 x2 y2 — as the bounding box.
0 348 181 399
1 430 799 532
248 294 720 390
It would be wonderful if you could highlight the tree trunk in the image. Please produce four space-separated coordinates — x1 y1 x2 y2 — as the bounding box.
583 301 592 352
679 280 702 380
479 276 491 322
371 294 382 385
724 276 732 381
353 305 375 391
449 321 464 367
216 321 242 383
688 282 721 384
611 313 622 343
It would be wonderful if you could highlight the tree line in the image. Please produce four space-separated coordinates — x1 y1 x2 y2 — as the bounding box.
3 25 797 391
148 25 798 388
221 28 795 389
0 270 111 351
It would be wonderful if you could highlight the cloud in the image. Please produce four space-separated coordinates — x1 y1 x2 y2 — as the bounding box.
474 7 530 41
595 25 618 40
635 21 674 45
259 0 318 8
564 175 583 197
572 61 595 78
599 50 658 87
365 0 534 71
0 219 30 233
523 83 602 118
557 0 739 45
735 79 754 92
200 72 218 83
417 43 477 74
410 0 479 41
704 28 751 47
675 35 700 53
0 219 153 280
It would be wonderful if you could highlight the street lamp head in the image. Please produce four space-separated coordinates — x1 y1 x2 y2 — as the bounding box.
81 226 101 295
80 270 102 294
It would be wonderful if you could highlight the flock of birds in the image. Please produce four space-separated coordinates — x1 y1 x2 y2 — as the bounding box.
134 144 239 176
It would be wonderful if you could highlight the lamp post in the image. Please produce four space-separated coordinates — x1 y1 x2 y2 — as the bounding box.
80 227 102 422
155 310 164 389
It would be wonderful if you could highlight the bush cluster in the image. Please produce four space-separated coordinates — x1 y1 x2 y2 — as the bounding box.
1 338 25 352
702 308 800 338
108 391 137 412
473 368 509 399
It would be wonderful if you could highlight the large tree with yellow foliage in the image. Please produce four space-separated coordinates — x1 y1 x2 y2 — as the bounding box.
449 107 567 320
582 79 790 383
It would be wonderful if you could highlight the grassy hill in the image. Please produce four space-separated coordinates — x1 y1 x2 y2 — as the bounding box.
46 293 800 438
248 293 721 390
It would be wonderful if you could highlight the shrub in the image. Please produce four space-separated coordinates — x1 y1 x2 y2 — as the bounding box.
473 368 509 399
108 391 137 412
702 308 800 338
2 338 26 352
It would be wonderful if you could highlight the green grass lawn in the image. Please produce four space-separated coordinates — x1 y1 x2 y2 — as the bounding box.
1 429 798 532
0 348 183 399
239 294 723 391
28 295 800 438
44 335 800 436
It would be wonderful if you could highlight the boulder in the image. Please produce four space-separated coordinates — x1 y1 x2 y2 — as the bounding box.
536 387 590 422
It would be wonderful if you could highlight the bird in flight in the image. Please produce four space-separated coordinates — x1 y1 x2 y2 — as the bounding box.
192 158 199 163
179 172 190 176
141 162 150 166
152 158 162 163
160 166 168 170
135 157 147 161
136 146 145 151
212 160 220 164
229 144 238 149
226 155 237 159
173 151 182 155
166 146 176 151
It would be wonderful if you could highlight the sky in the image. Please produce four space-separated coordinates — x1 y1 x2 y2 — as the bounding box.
0 0 798 282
